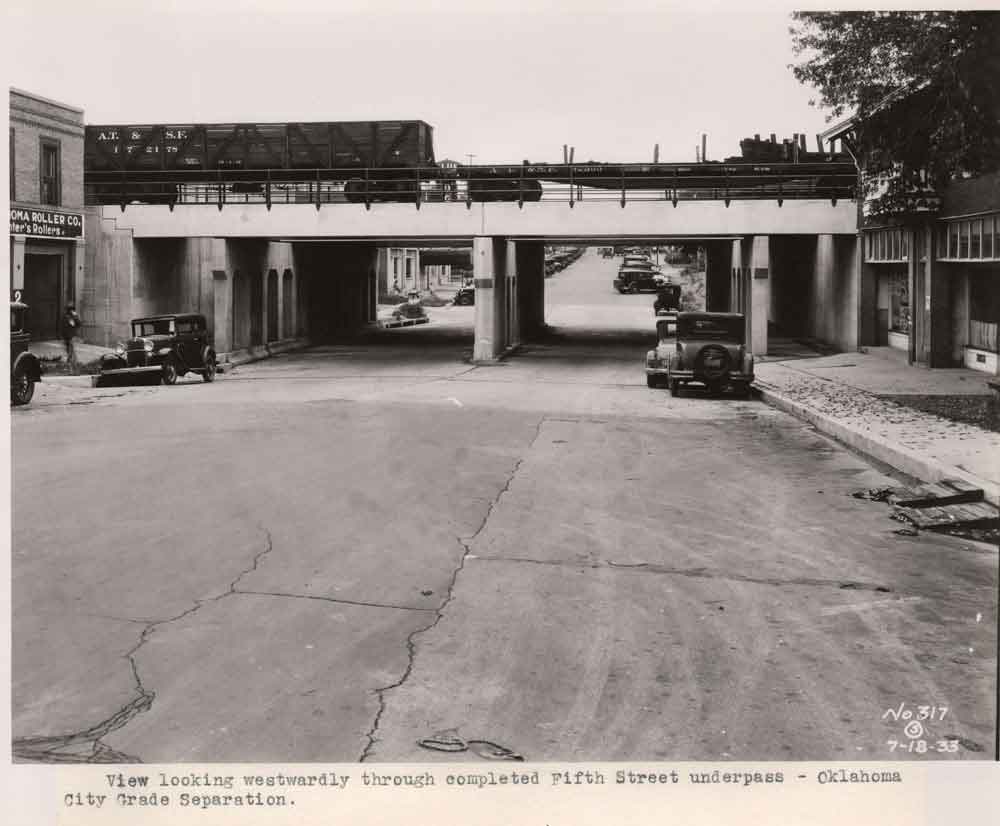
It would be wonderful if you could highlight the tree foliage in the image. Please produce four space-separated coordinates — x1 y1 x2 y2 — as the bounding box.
789 11 1000 181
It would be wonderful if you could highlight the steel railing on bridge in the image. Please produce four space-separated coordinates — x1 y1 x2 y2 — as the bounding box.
84 162 858 210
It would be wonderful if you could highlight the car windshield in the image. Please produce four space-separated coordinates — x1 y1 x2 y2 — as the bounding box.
133 319 174 336
678 316 744 342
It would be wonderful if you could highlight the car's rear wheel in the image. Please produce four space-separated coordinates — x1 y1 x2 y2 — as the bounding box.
161 359 179 386
11 365 34 405
669 379 681 397
646 375 659 389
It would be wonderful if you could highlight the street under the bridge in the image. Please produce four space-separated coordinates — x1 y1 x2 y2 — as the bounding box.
11 250 996 763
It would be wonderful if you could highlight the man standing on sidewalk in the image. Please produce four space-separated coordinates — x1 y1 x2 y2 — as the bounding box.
60 303 81 374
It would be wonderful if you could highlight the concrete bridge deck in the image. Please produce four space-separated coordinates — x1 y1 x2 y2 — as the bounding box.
99 199 858 240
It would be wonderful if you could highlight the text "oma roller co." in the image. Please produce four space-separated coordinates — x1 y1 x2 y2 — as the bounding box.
10 208 84 238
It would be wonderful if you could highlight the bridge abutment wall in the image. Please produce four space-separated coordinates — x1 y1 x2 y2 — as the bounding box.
82 216 310 356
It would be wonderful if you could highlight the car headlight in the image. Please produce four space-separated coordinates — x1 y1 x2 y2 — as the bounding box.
114 342 126 356
144 340 155 352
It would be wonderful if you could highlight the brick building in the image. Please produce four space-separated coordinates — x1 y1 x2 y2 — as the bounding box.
9 88 86 340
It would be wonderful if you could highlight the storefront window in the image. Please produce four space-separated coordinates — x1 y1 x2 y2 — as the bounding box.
889 271 910 334
969 271 999 352
948 223 959 258
988 218 997 259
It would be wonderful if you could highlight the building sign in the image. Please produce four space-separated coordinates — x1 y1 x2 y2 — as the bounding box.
10 207 84 239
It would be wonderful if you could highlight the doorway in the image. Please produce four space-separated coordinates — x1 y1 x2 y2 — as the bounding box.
24 253 63 340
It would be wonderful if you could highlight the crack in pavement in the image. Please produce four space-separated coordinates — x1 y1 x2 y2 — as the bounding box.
469 555 893 594
13 527 275 764
359 416 548 762
235 590 437 612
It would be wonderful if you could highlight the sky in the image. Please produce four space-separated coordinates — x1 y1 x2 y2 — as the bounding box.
6 1 847 164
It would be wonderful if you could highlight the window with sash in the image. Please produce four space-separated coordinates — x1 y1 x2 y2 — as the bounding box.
938 214 999 261
864 228 908 263
40 138 60 205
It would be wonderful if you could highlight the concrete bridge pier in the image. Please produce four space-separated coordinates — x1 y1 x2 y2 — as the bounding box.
730 236 769 356
505 240 520 349
473 236 509 361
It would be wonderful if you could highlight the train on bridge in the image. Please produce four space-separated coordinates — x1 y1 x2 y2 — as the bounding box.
84 120 857 208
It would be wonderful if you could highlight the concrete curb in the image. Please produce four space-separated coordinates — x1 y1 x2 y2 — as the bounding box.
756 383 1000 507
39 374 100 388
218 338 311 370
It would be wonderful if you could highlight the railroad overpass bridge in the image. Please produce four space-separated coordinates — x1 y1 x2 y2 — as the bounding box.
83 164 861 361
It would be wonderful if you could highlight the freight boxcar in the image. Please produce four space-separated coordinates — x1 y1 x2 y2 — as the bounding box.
85 120 435 204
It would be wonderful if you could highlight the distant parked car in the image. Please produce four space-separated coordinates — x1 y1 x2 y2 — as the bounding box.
657 311 754 397
614 266 664 293
10 301 42 405
452 286 475 306
98 313 216 386
654 285 681 314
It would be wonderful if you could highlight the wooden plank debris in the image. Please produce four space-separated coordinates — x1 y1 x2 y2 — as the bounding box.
888 478 984 508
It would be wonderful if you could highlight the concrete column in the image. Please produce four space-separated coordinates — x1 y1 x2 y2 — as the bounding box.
926 225 952 367
72 239 86 309
213 270 233 354
730 239 743 314
289 269 298 338
265 242 293 343
858 254 878 348
906 228 917 365
515 241 545 339
276 269 285 340
506 239 520 348
838 234 860 353
11 236 27 292
473 236 508 361
749 235 770 356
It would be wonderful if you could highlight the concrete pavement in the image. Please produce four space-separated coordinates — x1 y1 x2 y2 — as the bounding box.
754 347 1000 505
10 247 997 764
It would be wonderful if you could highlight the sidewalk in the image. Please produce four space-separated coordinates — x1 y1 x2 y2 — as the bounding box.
29 340 112 387
755 344 1000 505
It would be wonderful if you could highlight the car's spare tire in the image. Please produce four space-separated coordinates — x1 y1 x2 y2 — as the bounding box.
694 344 731 380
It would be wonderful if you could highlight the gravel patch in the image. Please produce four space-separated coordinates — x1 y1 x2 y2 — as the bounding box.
879 394 1000 434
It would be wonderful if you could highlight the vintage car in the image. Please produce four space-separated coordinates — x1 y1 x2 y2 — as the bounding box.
653 285 682 315
614 266 666 293
452 285 475 306
650 311 754 397
644 314 679 388
98 313 216 386
10 300 42 405
392 290 429 319
622 254 653 267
